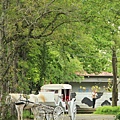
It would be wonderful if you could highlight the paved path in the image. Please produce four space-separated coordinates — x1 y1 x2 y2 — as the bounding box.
64 114 116 120
25 114 116 120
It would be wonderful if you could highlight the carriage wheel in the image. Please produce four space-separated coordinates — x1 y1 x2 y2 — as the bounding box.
53 106 64 120
45 112 53 120
38 110 46 120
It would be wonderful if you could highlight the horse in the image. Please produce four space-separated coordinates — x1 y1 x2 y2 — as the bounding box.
6 93 45 120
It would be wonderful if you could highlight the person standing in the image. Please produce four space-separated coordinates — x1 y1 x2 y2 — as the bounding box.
92 90 98 108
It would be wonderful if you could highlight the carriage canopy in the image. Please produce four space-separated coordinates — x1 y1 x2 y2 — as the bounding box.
40 84 72 102
41 84 72 90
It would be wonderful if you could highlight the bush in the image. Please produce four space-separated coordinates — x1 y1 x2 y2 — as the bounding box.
115 112 120 120
94 106 120 115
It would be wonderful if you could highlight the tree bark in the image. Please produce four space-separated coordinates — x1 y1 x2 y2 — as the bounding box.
112 48 118 106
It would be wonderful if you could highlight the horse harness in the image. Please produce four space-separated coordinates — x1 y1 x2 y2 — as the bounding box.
15 94 34 108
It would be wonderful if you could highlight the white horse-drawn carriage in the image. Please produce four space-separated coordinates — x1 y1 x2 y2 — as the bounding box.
6 84 76 120
39 84 76 120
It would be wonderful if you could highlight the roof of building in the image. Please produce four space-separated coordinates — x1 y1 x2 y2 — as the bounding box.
76 72 113 77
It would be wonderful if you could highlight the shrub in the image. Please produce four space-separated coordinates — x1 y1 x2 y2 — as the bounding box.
94 106 120 115
115 112 120 120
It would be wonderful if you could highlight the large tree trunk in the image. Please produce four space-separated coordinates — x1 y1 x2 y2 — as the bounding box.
112 49 118 106
0 0 8 119
0 0 16 119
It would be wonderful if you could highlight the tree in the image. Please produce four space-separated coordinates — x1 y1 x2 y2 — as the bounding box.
80 0 120 106
0 0 83 118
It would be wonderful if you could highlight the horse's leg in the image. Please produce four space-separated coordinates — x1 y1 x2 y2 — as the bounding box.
20 105 24 120
31 107 37 120
15 105 20 120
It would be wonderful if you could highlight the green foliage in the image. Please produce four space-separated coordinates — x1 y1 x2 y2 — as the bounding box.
80 0 120 63
115 112 120 120
91 85 100 92
23 110 34 119
1 0 120 119
1 0 119 93
79 0 120 106
94 106 120 115
105 79 113 92
1 108 16 120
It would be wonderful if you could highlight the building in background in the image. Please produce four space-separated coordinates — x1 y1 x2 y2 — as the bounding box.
68 72 120 108
69 72 113 93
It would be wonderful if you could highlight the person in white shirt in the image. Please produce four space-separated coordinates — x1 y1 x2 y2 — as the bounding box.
92 90 98 108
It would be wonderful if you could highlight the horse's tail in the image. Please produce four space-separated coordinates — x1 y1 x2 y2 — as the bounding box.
39 94 45 102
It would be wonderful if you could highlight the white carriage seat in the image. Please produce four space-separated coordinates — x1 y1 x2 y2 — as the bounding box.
38 92 57 106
